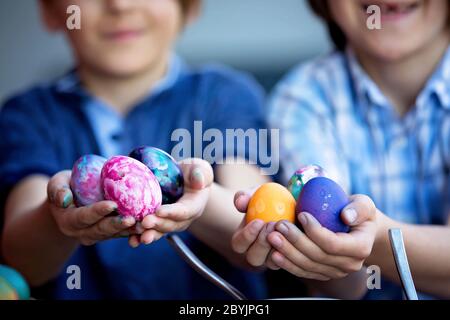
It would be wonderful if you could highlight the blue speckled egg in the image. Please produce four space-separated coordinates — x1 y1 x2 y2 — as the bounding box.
70 155 107 207
129 146 184 204
297 177 350 233
287 165 327 202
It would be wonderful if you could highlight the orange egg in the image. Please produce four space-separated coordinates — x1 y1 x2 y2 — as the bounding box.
246 183 296 224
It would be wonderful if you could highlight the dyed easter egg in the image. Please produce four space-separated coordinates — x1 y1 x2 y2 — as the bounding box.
287 164 327 201
70 155 107 207
129 146 184 204
0 277 18 300
297 177 350 233
101 156 162 220
246 183 296 224
0 265 30 300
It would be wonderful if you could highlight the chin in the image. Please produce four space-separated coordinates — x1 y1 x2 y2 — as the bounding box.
358 37 423 62
97 57 158 78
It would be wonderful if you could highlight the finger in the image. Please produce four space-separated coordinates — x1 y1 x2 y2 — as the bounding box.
268 231 348 278
246 222 276 267
341 194 377 226
299 212 376 259
234 191 252 213
179 158 214 190
270 251 331 281
142 214 189 233
266 249 280 270
233 186 260 213
140 229 165 245
155 188 209 221
127 222 145 235
128 235 140 248
64 201 118 229
274 220 359 272
81 216 136 242
47 170 73 208
231 219 264 254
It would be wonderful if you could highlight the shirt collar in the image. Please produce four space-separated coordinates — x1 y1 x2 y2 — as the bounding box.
346 45 450 112
346 47 389 109
55 53 184 99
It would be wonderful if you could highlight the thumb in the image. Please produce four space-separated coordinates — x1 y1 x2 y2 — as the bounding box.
179 158 214 190
47 170 73 208
341 194 377 226
233 186 260 213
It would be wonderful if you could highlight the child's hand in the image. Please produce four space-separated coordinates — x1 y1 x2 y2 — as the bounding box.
47 171 138 246
129 158 214 247
231 189 280 270
231 191 377 281
266 195 377 281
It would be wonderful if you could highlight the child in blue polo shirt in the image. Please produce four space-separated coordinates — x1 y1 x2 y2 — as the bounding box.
0 0 273 299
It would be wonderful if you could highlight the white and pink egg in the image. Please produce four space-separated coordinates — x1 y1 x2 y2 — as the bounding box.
101 156 162 220
70 155 163 221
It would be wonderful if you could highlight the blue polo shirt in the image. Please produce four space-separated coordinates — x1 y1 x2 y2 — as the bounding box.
0 57 268 299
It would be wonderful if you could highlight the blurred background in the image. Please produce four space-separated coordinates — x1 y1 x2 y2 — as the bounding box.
0 0 332 104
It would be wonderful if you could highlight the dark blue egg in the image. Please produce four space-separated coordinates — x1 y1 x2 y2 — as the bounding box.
129 146 184 204
297 177 350 233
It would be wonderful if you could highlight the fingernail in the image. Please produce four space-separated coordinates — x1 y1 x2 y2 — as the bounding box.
270 235 283 248
143 237 154 245
62 192 72 208
250 220 264 233
191 167 204 186
299 213 308 226
277 222 289 236
266 222 276 233
130 241 139 249
343 208 357 225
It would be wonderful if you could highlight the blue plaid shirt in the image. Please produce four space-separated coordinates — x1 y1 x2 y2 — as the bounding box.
268 47 450 299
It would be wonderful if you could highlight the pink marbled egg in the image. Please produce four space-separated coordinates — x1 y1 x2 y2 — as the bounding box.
101 156 162 221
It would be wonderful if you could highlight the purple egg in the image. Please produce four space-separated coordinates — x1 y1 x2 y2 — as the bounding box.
70 155 107 207
297 177 350 233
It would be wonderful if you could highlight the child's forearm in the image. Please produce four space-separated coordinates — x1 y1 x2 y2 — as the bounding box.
2 176 79 286
189 163 269 268
188 183 250 268
367 210 450 298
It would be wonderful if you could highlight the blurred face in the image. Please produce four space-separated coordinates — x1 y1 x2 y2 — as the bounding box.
329 0 449 61
41 0 192 77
